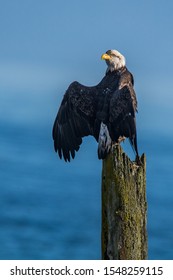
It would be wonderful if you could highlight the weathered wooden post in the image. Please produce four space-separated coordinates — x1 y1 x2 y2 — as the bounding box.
101 144 147 260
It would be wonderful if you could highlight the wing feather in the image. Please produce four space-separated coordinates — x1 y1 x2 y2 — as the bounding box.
109 84 139 156
52 81 96 161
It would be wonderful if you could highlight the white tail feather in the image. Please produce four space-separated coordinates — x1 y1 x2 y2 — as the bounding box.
98 122 112 159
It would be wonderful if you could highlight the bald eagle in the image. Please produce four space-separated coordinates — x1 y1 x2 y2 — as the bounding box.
53 50 140 162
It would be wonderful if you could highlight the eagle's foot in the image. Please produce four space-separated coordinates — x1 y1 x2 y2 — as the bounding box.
118 136 126 143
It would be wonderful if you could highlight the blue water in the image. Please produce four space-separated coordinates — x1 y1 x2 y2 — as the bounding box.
0 88 173 260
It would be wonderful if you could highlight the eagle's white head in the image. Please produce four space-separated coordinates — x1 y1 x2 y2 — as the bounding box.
101 49 126 72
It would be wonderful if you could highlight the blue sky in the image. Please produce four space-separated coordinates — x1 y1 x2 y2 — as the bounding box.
0 0 173 136
1 0 173 88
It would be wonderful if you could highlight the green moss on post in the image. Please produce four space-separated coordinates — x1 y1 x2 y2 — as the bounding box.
101 144 147 260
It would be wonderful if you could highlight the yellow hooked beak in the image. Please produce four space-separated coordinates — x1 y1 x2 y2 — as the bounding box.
101 53 111 60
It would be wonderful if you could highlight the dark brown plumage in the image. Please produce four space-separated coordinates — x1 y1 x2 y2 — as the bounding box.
53 50 139 162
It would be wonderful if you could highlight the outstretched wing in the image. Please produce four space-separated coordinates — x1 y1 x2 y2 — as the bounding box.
108 84 139 156
52 81 97 161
